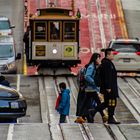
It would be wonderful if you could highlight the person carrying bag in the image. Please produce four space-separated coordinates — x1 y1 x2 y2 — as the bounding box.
83 53 107 123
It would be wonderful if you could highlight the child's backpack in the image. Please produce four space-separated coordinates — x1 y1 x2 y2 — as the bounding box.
94 64 102 87
77 67 87 90
55 94 61 111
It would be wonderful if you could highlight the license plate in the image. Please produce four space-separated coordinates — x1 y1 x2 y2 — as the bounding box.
11 102 19 109
123 58 130 62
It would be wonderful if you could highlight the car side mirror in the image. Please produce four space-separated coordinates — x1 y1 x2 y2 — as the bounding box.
16 53 21 60
10 25 15 29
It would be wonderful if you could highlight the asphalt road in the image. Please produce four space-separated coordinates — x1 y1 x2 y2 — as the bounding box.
122 0 140 39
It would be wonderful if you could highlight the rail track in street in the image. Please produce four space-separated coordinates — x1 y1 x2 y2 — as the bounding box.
1 72 140 139
38 72 140 140
36 69 140 139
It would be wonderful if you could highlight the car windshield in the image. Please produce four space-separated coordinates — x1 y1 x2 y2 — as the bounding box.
112 43 140 53
0 44 14 58
0 21 10 30
0 89 19 98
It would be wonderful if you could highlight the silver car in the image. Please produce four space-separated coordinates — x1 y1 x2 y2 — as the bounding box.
108 38 140 72
0 16 15 36
0 36 21 74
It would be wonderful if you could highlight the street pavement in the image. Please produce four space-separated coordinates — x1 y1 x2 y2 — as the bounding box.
121 0 140 39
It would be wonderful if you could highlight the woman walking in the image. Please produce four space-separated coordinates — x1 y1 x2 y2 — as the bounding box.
80 53 107 123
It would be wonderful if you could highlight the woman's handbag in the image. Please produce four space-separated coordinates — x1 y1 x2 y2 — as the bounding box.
85 86 96 95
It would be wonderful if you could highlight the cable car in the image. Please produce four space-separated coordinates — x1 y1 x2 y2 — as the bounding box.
27 6 81 67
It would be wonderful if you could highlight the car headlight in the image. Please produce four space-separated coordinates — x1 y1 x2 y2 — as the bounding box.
8 62 16 69
18 92 23 98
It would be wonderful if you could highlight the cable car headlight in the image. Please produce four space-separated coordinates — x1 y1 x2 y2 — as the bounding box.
52 49 57 54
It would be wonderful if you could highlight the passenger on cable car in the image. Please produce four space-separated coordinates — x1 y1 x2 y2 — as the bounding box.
50 22 59 40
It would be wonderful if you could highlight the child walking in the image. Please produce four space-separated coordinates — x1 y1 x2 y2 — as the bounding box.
57 82 70 123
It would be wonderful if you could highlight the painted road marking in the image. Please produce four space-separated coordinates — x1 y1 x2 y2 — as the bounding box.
16 74 21 123
7 74 21 139
17 74 20 92
23 52 27 75
81 13 116 19
116 0 128 38
7 124 14 140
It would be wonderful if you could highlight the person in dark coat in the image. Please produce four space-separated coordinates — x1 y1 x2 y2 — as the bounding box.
23 26 30 63
0 76 10 87
88 48 120 124
57 82 70 123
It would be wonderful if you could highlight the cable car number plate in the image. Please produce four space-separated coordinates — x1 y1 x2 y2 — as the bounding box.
35 45 46 56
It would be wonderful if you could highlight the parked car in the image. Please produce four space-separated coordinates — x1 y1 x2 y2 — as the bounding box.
0 16 15 36
0 36 21 74
108 38 140 72
0 84 27 119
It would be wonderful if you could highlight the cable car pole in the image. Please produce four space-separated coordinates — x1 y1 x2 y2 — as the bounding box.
38 0 40 9
71 0 75 16
46 0 49 7
54 0 58 6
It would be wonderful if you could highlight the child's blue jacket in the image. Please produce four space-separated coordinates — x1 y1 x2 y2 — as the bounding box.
58 89 70 115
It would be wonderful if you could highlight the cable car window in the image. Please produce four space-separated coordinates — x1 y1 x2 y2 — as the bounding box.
63 22 76 41
49 21 61 41
34 22 46 40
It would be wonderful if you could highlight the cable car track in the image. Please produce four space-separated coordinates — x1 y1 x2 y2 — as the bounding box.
38 76 95 140
66 76 122 140
55 76 98 140
67 77 136 140
2 74 140 139
59 76 121 139
123 77 140 98
117 77 140 122
37 70 140 139
38 76 97 139
39 76 65 140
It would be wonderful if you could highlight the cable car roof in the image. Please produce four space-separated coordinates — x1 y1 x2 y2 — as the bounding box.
30 15 79 20
37 7 72 13
37 7 72 16
30 7 80 20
